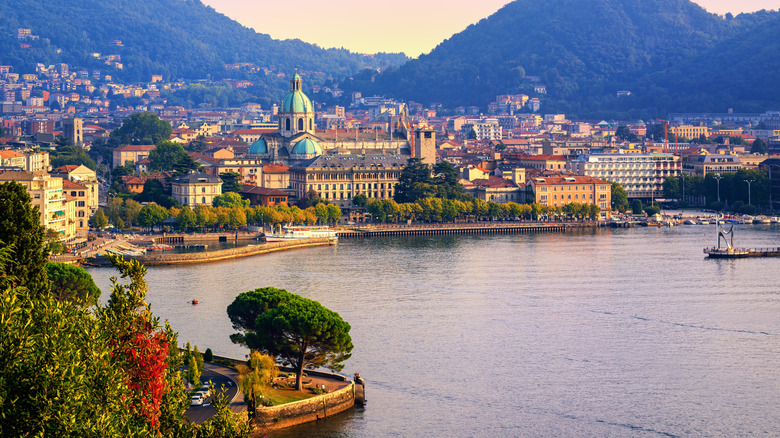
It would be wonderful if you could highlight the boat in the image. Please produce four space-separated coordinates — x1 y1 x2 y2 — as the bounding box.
753 216 771 224
264 225 338 242
684 219 697 225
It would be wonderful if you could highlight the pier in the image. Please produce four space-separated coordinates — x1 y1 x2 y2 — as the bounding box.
704 247 780 258
337 222 566 238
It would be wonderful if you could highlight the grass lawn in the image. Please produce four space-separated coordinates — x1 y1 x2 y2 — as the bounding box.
262 378 320 405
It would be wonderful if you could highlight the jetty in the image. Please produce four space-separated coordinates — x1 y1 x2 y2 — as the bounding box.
337 222 566 238
704 215 780 258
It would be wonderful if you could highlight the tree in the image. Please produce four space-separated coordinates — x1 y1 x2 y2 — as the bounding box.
177 206 197 231
46 262 101 306
751 138 767 154
111 111 173 145
137 179 177 208
91 209 109 229
611 182 629 213
147 140 200 174
213 192 250 209
50 143 97 171
327 204 342 224
0 181 50 297
236 351 278 417
137 203 170 231
394 158 433 204
228 287 353 391
632 199 644 214
220 172 243 193
187 352 201 387
352 193 368 207
123 199 143 227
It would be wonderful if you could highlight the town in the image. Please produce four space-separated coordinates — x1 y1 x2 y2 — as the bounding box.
1 55 778 251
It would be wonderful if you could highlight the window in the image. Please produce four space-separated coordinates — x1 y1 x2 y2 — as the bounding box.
286 118 291 130
202 197 206 204
202 187 206 193
298 118 304 131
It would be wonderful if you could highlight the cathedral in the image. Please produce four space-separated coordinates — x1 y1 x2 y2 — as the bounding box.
247 71 417 163
247 71 436 208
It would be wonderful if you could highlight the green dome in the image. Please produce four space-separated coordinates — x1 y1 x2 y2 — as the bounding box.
291 138 322 156
281 90 313 113
249 138 267 154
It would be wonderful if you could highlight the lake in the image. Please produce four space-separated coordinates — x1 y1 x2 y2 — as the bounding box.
88 224 780 437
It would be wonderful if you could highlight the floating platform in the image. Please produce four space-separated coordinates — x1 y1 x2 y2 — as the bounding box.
704 247 780 258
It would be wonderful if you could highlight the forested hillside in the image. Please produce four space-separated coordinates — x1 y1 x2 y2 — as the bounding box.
0 0 407 85
344 0 780 118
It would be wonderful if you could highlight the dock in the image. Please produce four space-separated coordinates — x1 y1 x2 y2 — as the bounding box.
337 222 566 238
704 247 780 258
703 215 780 258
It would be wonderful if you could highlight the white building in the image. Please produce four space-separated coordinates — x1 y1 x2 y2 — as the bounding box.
567 153 681 199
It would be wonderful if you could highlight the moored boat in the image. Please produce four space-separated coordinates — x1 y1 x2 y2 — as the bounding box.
265 225 338 242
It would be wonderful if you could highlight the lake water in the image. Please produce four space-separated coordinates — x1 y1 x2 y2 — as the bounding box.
87 224 780 437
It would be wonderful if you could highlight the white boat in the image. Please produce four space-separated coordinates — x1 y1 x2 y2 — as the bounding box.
265 226 338 242
684 219 697 225
753 216 771 224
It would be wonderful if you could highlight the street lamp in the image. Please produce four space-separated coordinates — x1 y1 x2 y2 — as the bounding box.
714 174 722 203
744 179 754 206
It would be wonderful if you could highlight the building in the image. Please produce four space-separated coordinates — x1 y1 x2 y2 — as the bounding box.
289 154 407 207
62 117 83 146
670 125 709 140
461 118 502 140
691 154 742 177
0 150 26 169
239 185 289 207
262 163 290 189
505 153 567 172
248 72 410 163
62 179 90 237
50 164 99 214
112 144 156 169
567 153 680 199
462 176 524 203
526 174 612 219
170 172 222 207
759 158 780 211
0 170 72 239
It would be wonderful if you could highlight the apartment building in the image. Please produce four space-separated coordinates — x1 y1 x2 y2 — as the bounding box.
526 174 612 219
567 153 681 199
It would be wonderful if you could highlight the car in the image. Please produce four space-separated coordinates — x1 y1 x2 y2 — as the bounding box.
190 395 204 406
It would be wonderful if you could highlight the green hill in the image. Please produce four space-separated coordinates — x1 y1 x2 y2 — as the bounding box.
344 0 779 118
0 0 407 89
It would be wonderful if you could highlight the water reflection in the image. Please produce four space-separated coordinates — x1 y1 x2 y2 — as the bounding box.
87 225 780 437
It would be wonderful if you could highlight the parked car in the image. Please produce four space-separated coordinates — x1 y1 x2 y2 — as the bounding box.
190 395 204 406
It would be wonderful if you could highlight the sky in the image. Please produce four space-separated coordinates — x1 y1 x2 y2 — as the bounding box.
201 0 779 57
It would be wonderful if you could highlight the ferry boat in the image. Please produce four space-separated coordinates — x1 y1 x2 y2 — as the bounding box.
264 226 338 243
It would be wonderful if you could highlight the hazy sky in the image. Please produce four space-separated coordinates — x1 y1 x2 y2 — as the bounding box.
201 0 779 56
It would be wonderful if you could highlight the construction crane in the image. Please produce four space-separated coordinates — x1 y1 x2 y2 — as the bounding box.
655 118 679 153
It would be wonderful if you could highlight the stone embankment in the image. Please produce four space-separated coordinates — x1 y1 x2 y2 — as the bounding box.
84 237 334 266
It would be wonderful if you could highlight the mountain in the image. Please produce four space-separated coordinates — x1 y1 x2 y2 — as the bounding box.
0 0 407 93
344 0 780 118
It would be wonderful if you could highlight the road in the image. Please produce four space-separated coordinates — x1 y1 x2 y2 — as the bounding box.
185 363 245 424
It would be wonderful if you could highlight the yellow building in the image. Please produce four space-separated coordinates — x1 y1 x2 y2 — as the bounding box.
670 125 709 140
526 174 612 219
289 155 407 207
112 144 156 169
169 171 223 207
0 170 74 240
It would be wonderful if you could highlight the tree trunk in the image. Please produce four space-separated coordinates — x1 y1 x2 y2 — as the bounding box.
295 342 307 391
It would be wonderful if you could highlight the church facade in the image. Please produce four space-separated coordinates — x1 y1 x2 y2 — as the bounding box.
247 71 436 206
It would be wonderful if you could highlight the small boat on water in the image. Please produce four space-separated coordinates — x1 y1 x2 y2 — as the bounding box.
265 225 338 242
753 216 771 224
684 219 697 225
